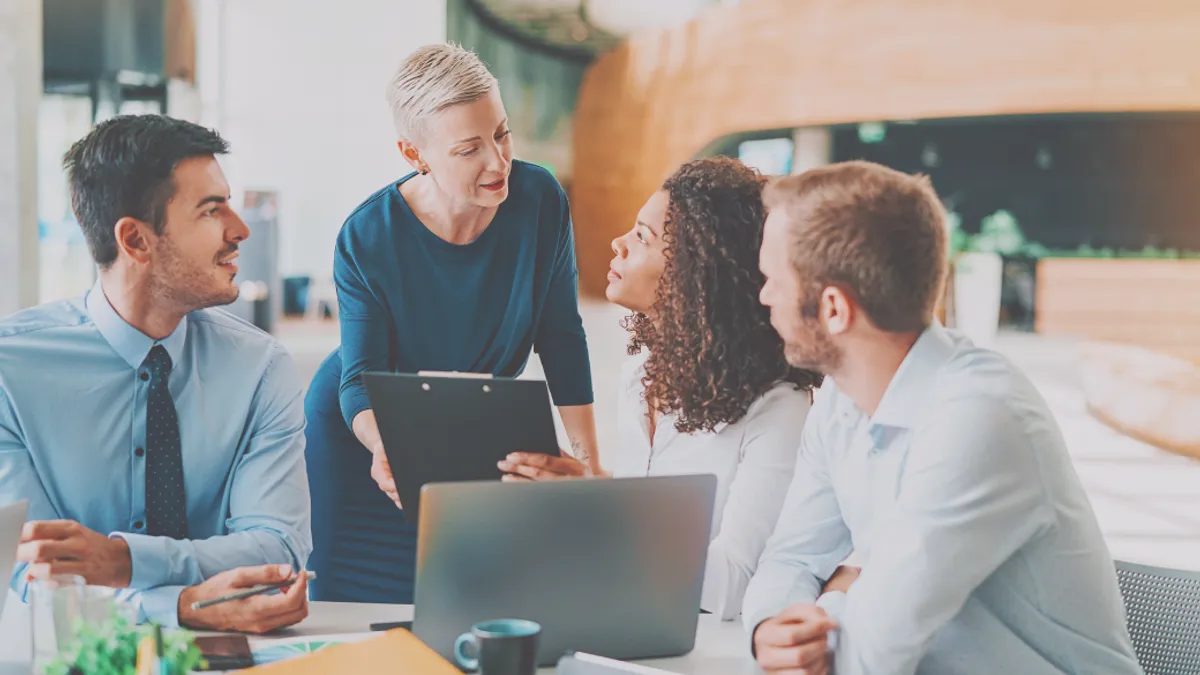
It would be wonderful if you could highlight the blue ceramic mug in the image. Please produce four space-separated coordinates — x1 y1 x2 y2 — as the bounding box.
453 618 541 674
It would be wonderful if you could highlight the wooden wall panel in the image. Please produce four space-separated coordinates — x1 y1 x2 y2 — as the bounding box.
1036 259 1200 361
571 0 1200 296
164 0 196 84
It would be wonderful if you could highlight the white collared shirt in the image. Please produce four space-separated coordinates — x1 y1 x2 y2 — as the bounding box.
611 352 811 620
742 324 1141 674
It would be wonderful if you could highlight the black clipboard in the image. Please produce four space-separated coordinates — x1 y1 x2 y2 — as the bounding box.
362 371 560 523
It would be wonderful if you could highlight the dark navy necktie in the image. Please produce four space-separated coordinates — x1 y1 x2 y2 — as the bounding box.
143 345 188 539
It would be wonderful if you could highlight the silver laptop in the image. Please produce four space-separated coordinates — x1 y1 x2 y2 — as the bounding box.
0 500 29 619
412 475 717 667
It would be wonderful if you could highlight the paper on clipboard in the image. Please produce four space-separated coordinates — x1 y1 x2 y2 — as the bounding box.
416 370 494 379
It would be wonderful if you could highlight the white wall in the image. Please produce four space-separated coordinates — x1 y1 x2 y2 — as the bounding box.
791 127 831 174
0 0 42 314
197 0 447 278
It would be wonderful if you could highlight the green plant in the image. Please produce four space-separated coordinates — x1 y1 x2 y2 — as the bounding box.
945 211 968 259
946 209 1031 257
43 611 205 675
946 208 1200 261
1044 244 1200 260
974 209 1026 256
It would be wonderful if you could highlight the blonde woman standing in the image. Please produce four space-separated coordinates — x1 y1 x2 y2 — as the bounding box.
303 44 598 603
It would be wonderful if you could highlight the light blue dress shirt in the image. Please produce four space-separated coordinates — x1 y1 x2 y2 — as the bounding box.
0 282 311 626
743 323 1142 674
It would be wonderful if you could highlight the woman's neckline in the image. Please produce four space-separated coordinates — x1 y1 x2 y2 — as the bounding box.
392 171 505 250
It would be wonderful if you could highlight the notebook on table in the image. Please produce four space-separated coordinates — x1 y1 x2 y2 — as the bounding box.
242 629 458 674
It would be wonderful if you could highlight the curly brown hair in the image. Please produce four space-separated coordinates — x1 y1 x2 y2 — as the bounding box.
624 157 823 434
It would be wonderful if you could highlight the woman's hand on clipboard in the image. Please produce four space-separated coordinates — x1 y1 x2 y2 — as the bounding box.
498 451 608 481
351 409 402 509
370 446 403 509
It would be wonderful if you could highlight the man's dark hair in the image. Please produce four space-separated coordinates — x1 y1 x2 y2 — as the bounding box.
63 114 230 268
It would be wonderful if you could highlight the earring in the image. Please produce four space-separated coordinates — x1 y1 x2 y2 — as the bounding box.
419 167 429 175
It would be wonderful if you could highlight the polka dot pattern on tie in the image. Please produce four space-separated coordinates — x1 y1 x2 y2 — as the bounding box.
143 345 188 539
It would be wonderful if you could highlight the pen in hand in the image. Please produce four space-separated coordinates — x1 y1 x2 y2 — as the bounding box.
189 570 317 611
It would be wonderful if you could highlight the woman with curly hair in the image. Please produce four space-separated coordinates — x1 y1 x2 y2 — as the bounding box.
501 156 822 620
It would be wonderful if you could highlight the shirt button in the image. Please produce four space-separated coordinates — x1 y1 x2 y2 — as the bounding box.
135 448 145 458
133 520 144 530
139 372 149 381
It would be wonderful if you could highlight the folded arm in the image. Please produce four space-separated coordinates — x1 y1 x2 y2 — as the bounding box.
820 395 1054 675
741 399 852 635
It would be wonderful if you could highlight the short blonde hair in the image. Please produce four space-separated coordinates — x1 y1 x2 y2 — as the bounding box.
386 43 498 142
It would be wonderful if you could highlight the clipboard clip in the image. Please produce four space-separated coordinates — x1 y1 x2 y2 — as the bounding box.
416 370 495 380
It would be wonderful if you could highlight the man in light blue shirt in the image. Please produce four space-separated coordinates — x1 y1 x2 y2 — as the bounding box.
746 161 1141 674
0 115 311 631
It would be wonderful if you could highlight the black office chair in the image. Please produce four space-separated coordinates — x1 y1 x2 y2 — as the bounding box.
1115 560 1200 675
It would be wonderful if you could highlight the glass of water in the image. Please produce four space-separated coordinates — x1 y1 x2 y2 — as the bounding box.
28 574 85 671
80 585 135 625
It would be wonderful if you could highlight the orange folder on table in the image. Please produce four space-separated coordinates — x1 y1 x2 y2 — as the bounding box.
242 630 460 674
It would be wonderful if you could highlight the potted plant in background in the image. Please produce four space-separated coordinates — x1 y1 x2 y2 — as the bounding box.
41 608 204 675
947 209 1029 346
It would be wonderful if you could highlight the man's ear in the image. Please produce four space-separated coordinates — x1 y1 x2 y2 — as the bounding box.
822 285 856 336
112 217 153 265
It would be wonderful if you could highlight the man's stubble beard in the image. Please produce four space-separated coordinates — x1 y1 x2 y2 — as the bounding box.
784 313 842 374
148 236 240 315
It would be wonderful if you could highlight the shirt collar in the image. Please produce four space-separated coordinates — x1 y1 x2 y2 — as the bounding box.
868 321 958 431
85 279 188 371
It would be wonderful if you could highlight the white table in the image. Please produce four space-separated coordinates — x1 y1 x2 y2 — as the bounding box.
0 594 760 674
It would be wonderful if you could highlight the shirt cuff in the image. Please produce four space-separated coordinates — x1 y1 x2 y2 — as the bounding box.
122 585 185 628
339 386 372 431
112 532 169 589
743 603 779 640
748 618 770 658
550 391 595 407
816 591 847 652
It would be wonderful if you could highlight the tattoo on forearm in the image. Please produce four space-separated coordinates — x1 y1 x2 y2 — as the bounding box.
570 438 588 463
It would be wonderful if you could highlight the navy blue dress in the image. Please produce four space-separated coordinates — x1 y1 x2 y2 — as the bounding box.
304 160 594 603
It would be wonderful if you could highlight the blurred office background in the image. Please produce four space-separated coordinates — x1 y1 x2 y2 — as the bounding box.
2 0 1200 567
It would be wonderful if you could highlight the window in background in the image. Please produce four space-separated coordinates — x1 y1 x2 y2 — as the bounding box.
118 99 162 116
38 94 96 304
832 114 1200 252
737 137 794 176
